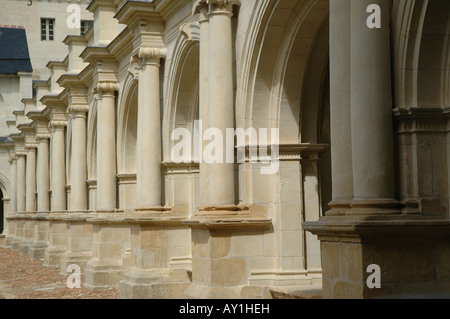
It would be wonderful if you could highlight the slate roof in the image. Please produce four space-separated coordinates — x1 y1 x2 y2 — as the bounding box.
0 27 33 75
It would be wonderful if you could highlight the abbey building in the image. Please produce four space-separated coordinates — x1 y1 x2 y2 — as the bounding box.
0 0 449 299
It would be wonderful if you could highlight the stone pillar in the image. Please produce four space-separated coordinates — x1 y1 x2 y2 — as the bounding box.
5 157 17 247
10 157 17 214
31 133 51 260
12 152 26 251
302 0 438 299
36 135 50 213
198 3 210 207
205 0 235 207
85 82 123 289
50 121 67 212
327 0 353 215
25 146 36 213
69 105 89 213
135 47 166 212
16 153 26 213
44 118 68 267
184 0 272 300
20 142 37 256
96 82 118 212
61 102 93 274
350 0 397 214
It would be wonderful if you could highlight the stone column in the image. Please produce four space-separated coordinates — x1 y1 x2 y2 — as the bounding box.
70 104 89 213
60 102 93 274
96 82 119 212
36 135 50 213
5 157 17 247
20 142 37 255
25 145 37 212
84 82 121 289
31 133 51 260
350 0 397 214
10 157 17 214
50 121 67 212
205 0 235 207
12 151 26 251
44 119 68 267
197 3 210 206
16 152 26 213
135 48 166 211
327 0 353 215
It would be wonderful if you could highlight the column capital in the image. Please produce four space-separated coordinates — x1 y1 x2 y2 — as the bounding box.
206 0 239 15
25 143 38 150
49 120 68 130
68 104 90 115
193 0 208 19
132 47 167 67
15 151 27 157
95 82 120 95
36 133 51 141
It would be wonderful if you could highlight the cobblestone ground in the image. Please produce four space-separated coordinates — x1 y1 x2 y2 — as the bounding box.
0 247 119 299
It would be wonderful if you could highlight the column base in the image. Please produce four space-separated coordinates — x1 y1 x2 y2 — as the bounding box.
11 237 23 251
0 234 5 247
4 235 14 248
19 239 34 256
30 214 50 260
303 215 450 299
30 241 49 260
60 251 92 275
43 246 66 268
120 267 190 299
84 259 125 289
60 216 93 275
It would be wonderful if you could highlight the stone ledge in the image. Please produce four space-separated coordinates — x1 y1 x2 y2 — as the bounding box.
269 284 323 299
303 215 450 242
182 217 272 230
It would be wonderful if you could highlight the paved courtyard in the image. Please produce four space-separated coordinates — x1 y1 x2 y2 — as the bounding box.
0 247 119 299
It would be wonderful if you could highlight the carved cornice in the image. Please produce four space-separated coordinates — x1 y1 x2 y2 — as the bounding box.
237 144 328 163
162 162 200 174
394 108 448 134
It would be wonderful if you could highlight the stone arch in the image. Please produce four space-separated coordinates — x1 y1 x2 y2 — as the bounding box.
163 34 200 162
116 74 138 211
392 0 450 109
417 0 450 107
117 75 138 175
162 32 200 214
236 0 330 285
65 118 72 210
0 172 10 235
392 0 450 216
86 98 97 210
